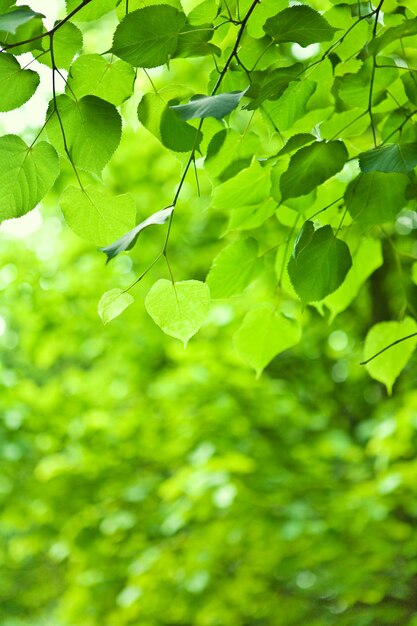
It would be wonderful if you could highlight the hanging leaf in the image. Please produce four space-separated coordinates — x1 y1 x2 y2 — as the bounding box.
100 206 174 262
60 186 137 246
368 17 417 54
280 141 348 201
0 134 59 222
98 289 134 325
288 223 352 304
66 0 118 21
0 7 42 34
145 279 210 346
234 304 301 377
0 52 39 111
264 5 337 46
277 134 316 157
206 238 262 298
170 88 248 121
112 5 187 68
46 95 122 174
37 22 83 70
363 317 417 394
345 172 409 228
359 143 417 174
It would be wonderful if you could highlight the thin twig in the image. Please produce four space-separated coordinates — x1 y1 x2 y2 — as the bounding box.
361 332 417 365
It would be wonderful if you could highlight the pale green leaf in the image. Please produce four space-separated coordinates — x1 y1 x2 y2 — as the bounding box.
67 54 135 106
263 80 317 132
46 95 121 174
234 304 301 377
280 141 348 200
38 21 82 70
359 143 417 174
206 238 262 298
100 206 173 262
112 5 187 68
363 317 417 394
264 5 337 46
211 160 271 210
288 223 352 304
345 172 409 228
98 289 134 325
145 279 210 346
369 17 417 54
60 186 137 246
277 134 316 157
0 52 39 111
0 134 59 222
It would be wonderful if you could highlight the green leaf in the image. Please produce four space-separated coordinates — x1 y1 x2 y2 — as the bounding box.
363 317 417 394
112 5 187 68
359 144 417 174
319 237 383 322
345 172 409 228
211 160 271 211
46 95 121 174
0 10 45 55
98 289 134 325
67 54 135 106
145 279 210 346
288 223 352 304
175 22 219 58
38 22 83 70
245 65 302 110
0 6 41 34
234 304 301 377
277 134 316 157
262 80 317 132
100 206 174 262
65 0 118 22
264 5 337 46
206 238 262 298
280 141 348 201
170 89 248 121
60 186 137 246
0 52 39 111
368 18 417 55
401 72 417 107
0 134 59 222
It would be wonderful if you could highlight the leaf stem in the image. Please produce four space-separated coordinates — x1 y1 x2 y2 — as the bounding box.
360 332 417 365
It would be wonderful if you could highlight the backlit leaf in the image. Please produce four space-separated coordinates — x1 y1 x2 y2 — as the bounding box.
145 279 210 346
234 304 301 377
264 5 337 46
206 238 262 298
0 52 39 111
345 172 409 228
170 89 248 121
0 134 59 222
363 317 417 394
67 54 136 106
359 143 417 174
98 289 134 325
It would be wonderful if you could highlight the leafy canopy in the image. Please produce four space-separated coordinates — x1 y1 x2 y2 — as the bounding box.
2 0 417 390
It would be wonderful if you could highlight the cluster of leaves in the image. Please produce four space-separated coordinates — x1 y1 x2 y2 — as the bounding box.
2 0 417 390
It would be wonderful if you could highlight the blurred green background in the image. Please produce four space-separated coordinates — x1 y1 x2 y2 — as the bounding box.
1 3 417 625
1 124 417 626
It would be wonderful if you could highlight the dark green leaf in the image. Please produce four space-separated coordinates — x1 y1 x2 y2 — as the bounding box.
359 144 417 174
288 224 352 303
345 172 409 227
280 141 348 201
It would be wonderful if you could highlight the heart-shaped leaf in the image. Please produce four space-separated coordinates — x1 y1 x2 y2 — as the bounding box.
60 186 137 246
0 53 39 111
363 317 417 394
145 279 210 346
98 288 134 324
359 143 417 174
0 134 59 222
